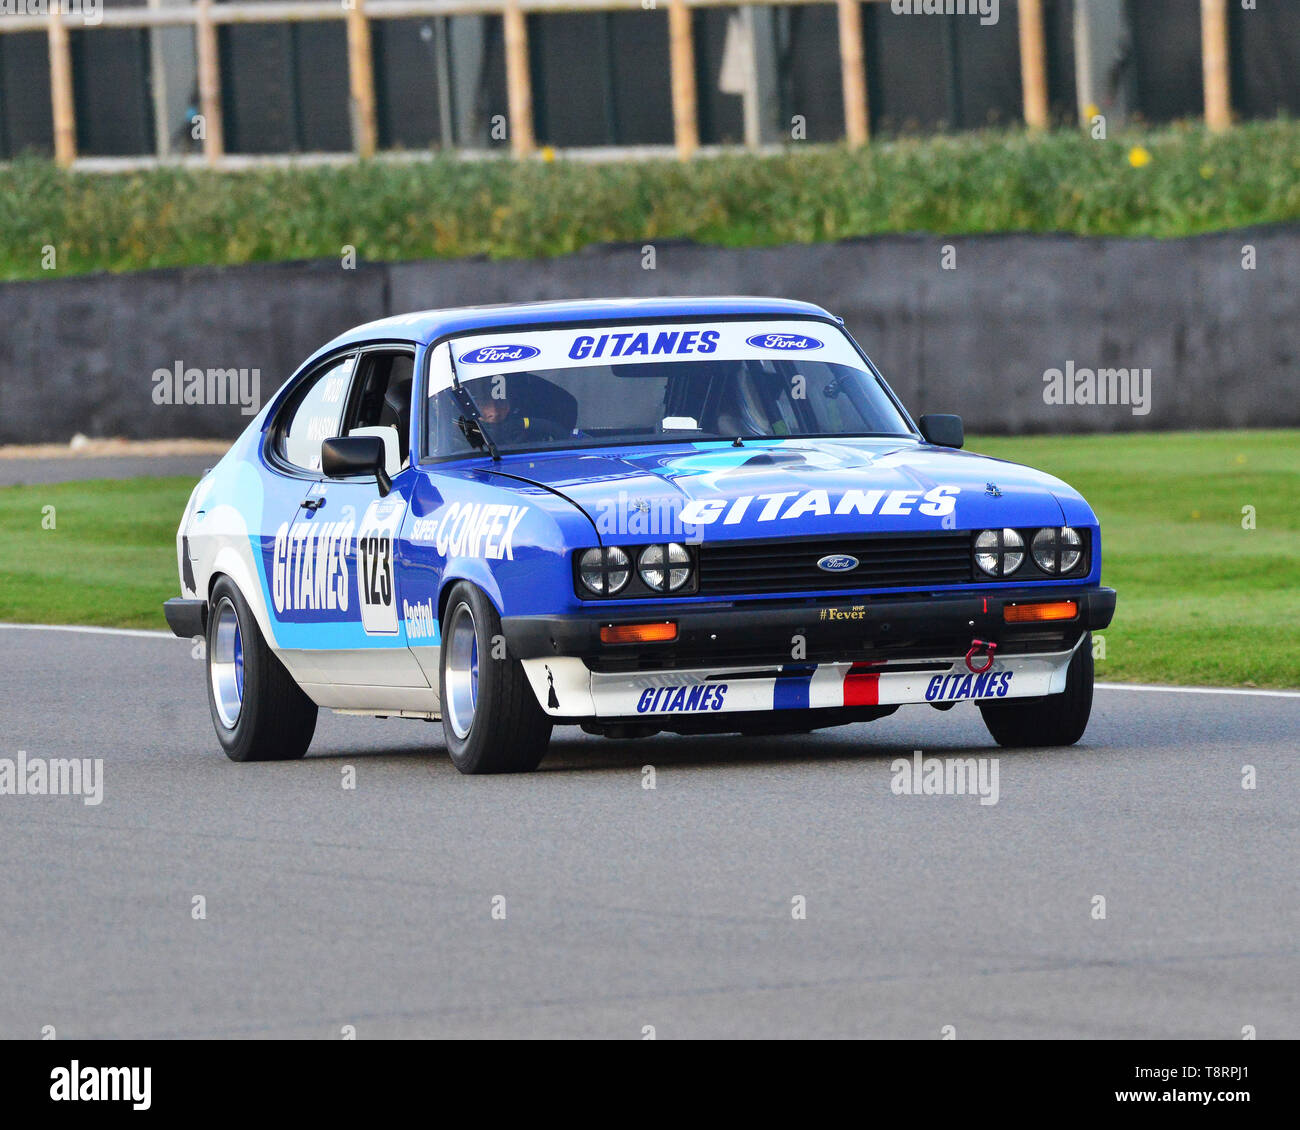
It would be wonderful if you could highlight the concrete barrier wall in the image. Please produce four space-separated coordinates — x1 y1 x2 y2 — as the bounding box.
2 229 1297 443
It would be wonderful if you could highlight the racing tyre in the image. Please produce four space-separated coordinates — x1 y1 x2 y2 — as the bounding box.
439 583 552 773
978 633 1094 748
207 576 317 762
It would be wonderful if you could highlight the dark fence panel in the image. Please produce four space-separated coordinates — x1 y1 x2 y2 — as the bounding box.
866 5 950 133
219 24 298 153
1128 0 1203 124
693 9 744 145
529 11 673 147
219 21 350 153
70 27 154 156
605 11 674 146
780 5 843 143
1043 0 1077 124
862 0 1078 136
1231 2 1300 120
0 32 55 158
294 23 352 152
950 5 1023 130
374 19 446 150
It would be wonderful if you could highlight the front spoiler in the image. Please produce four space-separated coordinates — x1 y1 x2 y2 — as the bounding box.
521 639 1086 721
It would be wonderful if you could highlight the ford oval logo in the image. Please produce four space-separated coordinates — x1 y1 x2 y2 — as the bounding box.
458 344 541 365
817 554 859 573
746 332 824 351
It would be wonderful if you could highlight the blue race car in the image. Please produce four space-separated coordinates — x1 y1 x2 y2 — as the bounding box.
165 297 1116 772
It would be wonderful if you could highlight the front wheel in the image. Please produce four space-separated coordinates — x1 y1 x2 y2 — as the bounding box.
206 577 317 762
439 583 552 774
978 633 1094 748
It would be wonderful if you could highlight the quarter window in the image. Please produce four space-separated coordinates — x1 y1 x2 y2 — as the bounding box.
279 356 355 471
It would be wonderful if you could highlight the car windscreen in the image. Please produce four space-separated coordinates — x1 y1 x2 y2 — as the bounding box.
424 320 914 458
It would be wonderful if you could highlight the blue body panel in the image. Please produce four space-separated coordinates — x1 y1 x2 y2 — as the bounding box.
394 466 600 641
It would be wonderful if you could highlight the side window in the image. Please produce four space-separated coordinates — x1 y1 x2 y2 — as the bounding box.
343 350 415 468
280 355 355 472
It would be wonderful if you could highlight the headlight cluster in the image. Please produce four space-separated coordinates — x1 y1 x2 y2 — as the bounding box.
1031 526 1082 574
975 527 1084 577
974 528 1024 576
578 544 695 597
578 547 631 595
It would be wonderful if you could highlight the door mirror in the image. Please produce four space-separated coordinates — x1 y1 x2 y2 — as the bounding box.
918 413 964 449
321 435 391 496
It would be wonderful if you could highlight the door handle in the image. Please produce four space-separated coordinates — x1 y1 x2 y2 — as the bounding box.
300 497 325 511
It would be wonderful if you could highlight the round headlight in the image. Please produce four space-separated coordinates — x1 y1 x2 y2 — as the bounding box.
1059 527 1082 572
1032 527 1082 574
639 543 691 592
579 547 630 595
974 528 1024 577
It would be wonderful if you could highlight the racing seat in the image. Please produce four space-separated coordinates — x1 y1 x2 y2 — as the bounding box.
613 362 710 435
709 368 775 437
498 372 578 435
376 356 413 465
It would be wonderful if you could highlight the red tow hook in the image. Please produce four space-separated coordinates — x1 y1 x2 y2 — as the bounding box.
965 639 998 674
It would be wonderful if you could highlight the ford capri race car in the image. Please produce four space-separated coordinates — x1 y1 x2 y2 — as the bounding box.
165 297 1116 773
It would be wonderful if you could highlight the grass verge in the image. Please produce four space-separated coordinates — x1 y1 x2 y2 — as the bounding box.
0 430 1295 686
969 430 1298 689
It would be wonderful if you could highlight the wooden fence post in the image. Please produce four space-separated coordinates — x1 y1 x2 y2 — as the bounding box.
668 0 699 160
1018 0 1049 131
503 0 535 156
836 0 868 147
346 0 379 158
1201 0 1231 132
196 0 225 163
47 7 77 168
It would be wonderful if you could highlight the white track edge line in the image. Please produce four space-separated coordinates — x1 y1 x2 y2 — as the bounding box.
1096 682 1300 699
0 622 176 639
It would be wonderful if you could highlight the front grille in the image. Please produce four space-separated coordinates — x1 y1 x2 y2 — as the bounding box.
696 531 973 596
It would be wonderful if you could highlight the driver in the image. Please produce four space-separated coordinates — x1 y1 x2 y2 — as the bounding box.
476 392 564 445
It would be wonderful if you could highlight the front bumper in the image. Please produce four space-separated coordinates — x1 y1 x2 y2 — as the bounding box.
507 585 1115 721
503 585 1116 670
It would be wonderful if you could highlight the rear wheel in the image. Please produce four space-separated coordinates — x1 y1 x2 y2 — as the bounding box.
207 577 317 762
439 583 552 773
978 633 1094 748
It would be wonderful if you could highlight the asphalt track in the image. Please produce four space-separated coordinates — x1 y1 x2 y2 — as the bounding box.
1 624 1296 1039
0 455 214 487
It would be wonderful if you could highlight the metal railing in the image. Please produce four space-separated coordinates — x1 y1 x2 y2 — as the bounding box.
1 0 1236 168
